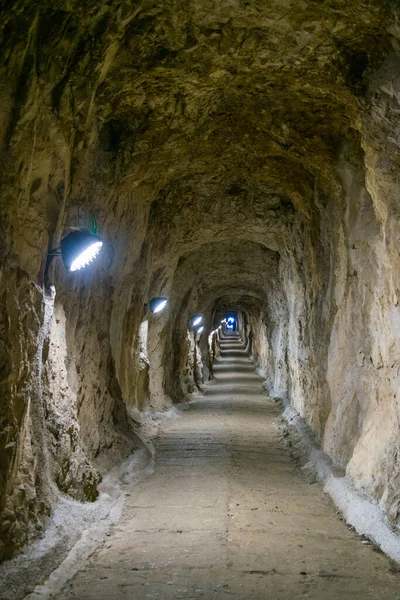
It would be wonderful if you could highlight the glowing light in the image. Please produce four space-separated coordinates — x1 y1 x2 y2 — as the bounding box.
149 297 168 314
60 230 104 273
70 241 103 272
154 300 167 313
197 326 204 334
192 316 203 327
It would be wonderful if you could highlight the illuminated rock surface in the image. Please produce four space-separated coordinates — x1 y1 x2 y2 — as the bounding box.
1 0 400 595
53 338 400 599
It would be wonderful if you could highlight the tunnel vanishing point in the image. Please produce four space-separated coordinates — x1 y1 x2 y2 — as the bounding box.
1 1 400 598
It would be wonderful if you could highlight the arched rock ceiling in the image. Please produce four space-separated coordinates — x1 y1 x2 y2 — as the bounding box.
212 293 265 317
168 241 279 316
0 0 394 287
149 176 295 265
96 0 389 193
2 1 391 190
209 290 267 321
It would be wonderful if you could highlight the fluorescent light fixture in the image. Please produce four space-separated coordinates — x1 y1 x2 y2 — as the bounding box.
197 326 204 335
61 231 103 272
148 297 168 314
191 315 203 327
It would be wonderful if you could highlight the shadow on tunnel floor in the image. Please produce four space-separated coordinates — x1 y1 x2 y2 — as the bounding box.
189 400 274 416
208 374 262 383
213 366 258 376
203 387 264 397
208 375 262 385
214 357 252 364
217 350 249 362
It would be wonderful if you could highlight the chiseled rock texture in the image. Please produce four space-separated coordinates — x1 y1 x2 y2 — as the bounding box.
1 0 400 561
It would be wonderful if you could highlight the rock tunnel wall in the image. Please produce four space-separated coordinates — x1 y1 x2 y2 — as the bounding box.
1 0 400 562
247 132 400 522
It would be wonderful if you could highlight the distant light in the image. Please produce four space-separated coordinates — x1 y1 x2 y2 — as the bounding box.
149 297 168 314
228 317 234 323
197 326 204 335
61 231 103 272
192 315 203 327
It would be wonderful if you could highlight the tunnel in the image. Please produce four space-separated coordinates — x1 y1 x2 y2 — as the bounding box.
1 1 400 598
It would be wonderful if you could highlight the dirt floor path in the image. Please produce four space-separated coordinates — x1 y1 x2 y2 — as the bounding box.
59 334 400 599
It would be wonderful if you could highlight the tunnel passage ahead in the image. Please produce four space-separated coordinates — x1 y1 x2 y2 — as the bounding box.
58 334 399 600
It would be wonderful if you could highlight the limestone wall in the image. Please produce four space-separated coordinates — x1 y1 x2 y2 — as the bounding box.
1 0 400 562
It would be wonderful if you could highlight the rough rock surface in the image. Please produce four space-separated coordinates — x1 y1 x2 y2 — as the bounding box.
55 336 400 599
1 0 400 564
